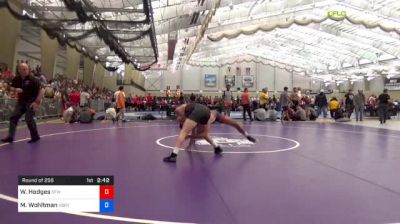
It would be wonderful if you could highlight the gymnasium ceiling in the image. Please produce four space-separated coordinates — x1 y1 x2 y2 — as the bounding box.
3 0 400 82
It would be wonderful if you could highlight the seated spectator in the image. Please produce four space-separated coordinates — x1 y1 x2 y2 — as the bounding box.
79 107 95 123
292 105 307 121
266 106 278 121
334 108 351 122
329 97 340 119
306 106 317 121
63 106 77 124
286 107 296 121
254 108 267 121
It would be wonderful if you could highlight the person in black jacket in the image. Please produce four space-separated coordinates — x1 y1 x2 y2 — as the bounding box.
377 89 391 124
315 90 328 118
344 89 355 118
1 63 44 143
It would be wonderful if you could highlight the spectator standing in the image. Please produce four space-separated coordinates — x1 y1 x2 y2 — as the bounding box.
222 84 233 116
133 95 139 111
259 88 269 109
353 90 366 122
146 93 153 111
290 87 300 107
1 63 44 143
241 88 253 121
115 86 126 121
69 89 80 107
315 90 328 118
367 95 377 116
377 89 391 124
279 87 291 122
344 89 355 119
80 87 91 108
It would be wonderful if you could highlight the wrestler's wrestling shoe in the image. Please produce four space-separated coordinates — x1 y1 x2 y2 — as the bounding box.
214 146 223 154
246 135 256 143
163 153 177 163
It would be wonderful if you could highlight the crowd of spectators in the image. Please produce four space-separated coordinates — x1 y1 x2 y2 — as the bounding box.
1 62 399 124
126 86 399 123
0 61 115 122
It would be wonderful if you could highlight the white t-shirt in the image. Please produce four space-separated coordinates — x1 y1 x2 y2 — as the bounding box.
66 107 74 113
223 90 232 103
80 91 90 106
106 108 117 119
114 91 120 99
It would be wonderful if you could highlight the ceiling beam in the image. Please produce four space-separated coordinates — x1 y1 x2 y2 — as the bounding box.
205 0 337 35
24 5 145 13
60 29 149 34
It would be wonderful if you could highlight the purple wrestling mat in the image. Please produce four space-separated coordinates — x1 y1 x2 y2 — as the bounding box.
0 121 399 224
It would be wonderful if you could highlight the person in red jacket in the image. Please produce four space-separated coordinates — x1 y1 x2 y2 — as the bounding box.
69 90 80 107
146 93 153 111
133 95 139 111
139 98 146 111
160 98 166 112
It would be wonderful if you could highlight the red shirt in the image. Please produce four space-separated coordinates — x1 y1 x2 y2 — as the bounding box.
133 96 139 104
241 92 250 105
146 95 153 104
2 69 13 81
69 92 80 106
160 100 166 106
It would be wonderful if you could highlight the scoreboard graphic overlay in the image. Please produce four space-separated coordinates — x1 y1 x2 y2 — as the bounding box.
18 176 114 213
